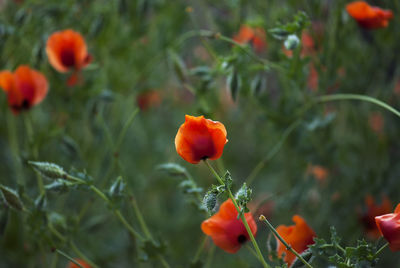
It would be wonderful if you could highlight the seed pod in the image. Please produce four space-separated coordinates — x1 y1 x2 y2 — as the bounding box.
0 185 24 211
29 161 66 180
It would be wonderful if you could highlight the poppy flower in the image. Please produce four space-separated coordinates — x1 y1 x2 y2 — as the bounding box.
307 164 328 182
307 63 318 91
368 112 384 134
375 204 400 251
46 29 92 86
346 1 393 29
136 90 162 111
275 215 316 266
0 65 48 114
233 25 266 53
175 115 228 164
67 259 91 268
201 199 257 253
360 195 392 239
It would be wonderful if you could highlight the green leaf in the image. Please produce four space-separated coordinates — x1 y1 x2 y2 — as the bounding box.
108 176 125 198
227 68 241 101
157 163 187 177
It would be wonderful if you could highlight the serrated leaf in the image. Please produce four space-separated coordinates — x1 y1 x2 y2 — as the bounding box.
157 163 187 177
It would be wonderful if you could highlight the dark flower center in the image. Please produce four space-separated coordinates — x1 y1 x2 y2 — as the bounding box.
60 49 76 68
237 234 247 244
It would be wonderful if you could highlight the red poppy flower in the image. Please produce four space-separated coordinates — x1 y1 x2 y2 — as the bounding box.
375 204 400 251
307 164 328 182
0 65 48 114
361 195 392 239
67 259 91 268
46 29 92 86
233 25 267 53
307 63 318 91
368 112 384 134
201 199 257 253
175 115 228 164
346 1 393 29
136 90 162 111
276 215 316 266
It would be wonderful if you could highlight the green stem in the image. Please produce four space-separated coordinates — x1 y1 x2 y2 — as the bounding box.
204 160 271 268
158 254 171 268
375 242 389 256
50 253 58 268
114 108 139 153
259 215 313 268
88 185 144 241
55 249 84 268
192 236 208 263
246 119 302 185
24 114 45 195
70 241 99 268
114 209 144 241
131 196 153 240
7 112 24 186
316 94 400 119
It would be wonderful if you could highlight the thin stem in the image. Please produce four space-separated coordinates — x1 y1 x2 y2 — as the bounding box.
24 114 45 195
131 196 153 240
7 112 24 186
70 241 99 268
88 185 144 241
204 160 271 268
375 242 389 256
114 108 139 153
50 253 58 268
48 223 66 243
192 236 208 263
157 254 171 268
316 94 400 119
55 249 84 268
246 119 302 185
259 215 313 268
114 210 144 241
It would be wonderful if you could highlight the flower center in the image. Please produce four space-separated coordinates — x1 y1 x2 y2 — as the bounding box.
237 234 247 244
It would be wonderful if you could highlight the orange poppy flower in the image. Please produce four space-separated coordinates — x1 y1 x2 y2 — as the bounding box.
46 29 92 86
136 90 162 111
233 25 266 53
276 215 316 266
368 112 384 134
307 165 328 182
361 195 392 239
375 203 400 251
346 1 393 29
201 199 257 253
175 115 228 164
0 65 48 114
67 259 91 268
307 63 318 91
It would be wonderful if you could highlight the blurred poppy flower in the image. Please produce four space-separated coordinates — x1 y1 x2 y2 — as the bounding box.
67 259 91 268
46 29 92 86
346 1 393 29
307 63 318 91
175 115 227 164
276 215 316 266
375 203 400 251
136 90 161 111
307 164 328 183
0 65 48 114
361 195 392 239
368 112 384 134
201 199 257 253
233 25 266 53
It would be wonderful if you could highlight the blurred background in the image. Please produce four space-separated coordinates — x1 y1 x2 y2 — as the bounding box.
0 0 399 267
